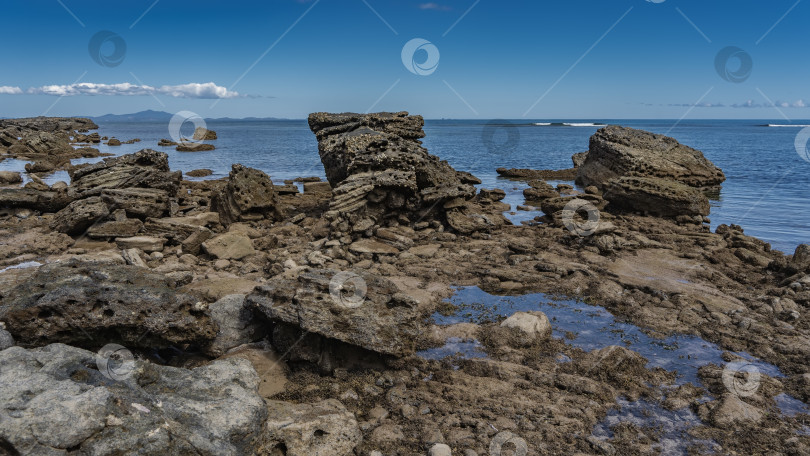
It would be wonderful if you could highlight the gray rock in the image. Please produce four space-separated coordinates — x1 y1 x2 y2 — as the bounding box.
211 164 279 226
49 196 110 235
577 125 725 189
0 328 14 350
207 294 266 356
602 176 710 217
0 260 217 349
0 343 267 455
264 399 362 456
248 268 423 356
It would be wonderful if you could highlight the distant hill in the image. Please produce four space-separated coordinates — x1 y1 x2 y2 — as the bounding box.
92 110 289 122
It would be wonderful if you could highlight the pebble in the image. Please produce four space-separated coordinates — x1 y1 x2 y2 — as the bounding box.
428 443 451 456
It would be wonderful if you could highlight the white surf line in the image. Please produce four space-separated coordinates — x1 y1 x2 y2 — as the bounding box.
523 7 633 118
210 0 321 110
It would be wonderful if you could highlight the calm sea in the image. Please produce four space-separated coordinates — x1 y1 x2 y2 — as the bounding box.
3 119 808 253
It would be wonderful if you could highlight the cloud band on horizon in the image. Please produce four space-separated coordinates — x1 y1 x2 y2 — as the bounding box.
0 82 251 99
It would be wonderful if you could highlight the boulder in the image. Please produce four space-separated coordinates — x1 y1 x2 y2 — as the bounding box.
49 196 110 235
248 269 423 356
0 344 268 455
106 138 121 146
192 127 218 140
710 394 764 427
15 131 75 156
523 180 557 202
101 187 172 219
307 112 479 229
263 399 362 456
211 164 279 225
500 311 552 340
0 171 22 184
602 176 710 217
791 244 810 271
0 260 217 349
70 149 181 197
577 125 725 189
202 232 256 259
207 294 266 356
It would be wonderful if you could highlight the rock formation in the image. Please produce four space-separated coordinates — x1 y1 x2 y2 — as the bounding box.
248 268 423 357
308 111 504 234
576 126 725 217
192 127 218 140
211 164 281 226
0 260 217 349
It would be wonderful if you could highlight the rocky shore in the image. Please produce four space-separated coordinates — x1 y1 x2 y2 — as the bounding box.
0 113 808 455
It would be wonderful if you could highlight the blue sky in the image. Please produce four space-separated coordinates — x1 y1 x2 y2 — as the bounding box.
0 0 807 119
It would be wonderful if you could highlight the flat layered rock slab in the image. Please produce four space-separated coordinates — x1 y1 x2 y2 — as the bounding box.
247 269 423 356
348 239 399 254
0 260 217 349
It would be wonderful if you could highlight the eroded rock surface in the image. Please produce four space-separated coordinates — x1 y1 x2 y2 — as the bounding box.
0 260 217 349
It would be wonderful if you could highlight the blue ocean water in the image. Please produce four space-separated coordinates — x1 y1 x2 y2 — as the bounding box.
6 119 808 253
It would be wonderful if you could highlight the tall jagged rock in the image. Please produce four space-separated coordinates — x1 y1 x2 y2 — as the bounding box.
308 112 499 233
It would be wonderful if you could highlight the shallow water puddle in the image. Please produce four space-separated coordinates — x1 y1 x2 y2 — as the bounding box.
591 398 718 455
424 286 809 448
417 337 487 361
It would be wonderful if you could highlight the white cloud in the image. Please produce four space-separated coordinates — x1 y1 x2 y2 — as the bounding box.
419 3 451 11
22 82 244 99
665 99 810 109
0 86 23 94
